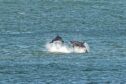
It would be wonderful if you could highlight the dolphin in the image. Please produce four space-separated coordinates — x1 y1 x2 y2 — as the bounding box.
50 35 64 43
70 41 85 48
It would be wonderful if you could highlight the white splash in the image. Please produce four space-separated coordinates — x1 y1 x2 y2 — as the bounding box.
46 42 72 53
73 46 87 53
45 41 90 53
84 42 90 52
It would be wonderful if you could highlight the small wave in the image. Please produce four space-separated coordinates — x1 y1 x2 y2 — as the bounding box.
5 31 33 34
18 12 25 15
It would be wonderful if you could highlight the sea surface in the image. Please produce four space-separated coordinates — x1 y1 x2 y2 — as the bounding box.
0 0 126 84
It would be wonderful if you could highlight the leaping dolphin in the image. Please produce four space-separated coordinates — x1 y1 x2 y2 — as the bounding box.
70 41 85 48
50 35 64 43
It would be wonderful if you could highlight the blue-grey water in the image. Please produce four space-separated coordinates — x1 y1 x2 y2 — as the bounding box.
0 0 126 84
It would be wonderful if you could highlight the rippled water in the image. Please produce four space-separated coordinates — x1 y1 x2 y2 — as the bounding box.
0 0 126 84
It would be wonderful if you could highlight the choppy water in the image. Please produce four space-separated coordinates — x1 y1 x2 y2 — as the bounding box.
0 0 126 84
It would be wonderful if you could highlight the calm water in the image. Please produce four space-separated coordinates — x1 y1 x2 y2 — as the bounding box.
0 0 126 84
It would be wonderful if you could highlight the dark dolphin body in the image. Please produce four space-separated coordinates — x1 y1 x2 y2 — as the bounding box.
50 35 64 43
70 41 85 48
